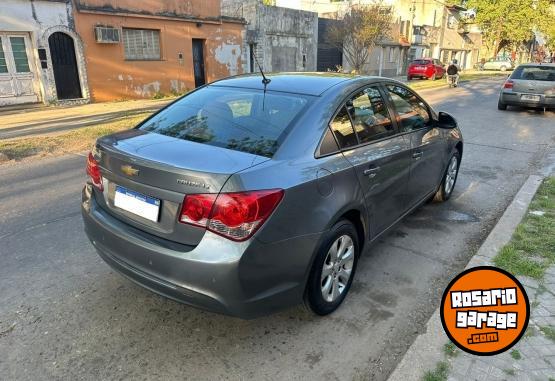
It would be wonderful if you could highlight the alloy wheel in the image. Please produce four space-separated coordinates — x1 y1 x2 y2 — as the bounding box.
444 156 458 195
321 235 354 303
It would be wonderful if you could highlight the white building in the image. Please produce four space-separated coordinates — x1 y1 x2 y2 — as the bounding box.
0 0 89 107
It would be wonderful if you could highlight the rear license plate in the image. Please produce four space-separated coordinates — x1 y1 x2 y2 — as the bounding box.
521 94 540 102
114 185 160 222
417 66 426 70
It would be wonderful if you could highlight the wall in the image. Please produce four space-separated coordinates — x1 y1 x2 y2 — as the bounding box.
75 0 221 20
225 0 318 73
0 0 89 104
74 11 244 102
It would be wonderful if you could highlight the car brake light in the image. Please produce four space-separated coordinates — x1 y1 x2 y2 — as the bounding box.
504 80 514 89
179 194 217 227
179 189 284 241
86 152 103 191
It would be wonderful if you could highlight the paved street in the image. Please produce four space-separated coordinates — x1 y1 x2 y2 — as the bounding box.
0 78 554 381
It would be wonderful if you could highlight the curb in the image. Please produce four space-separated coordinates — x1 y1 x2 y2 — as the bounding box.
387 174 544 381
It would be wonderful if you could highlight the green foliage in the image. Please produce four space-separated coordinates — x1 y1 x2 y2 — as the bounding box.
510 349 522 360
493 177 555 279
466 0 552 56
422 362 449 381
443 342 459 357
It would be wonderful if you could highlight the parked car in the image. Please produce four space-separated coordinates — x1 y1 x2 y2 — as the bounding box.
498 63 555 110
483 57 514 71
407 58 446 80
82 73 463 318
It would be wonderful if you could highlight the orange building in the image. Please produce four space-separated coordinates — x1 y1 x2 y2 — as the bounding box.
73 0 245 102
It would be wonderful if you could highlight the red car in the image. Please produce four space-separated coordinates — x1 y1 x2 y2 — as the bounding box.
407 58 446 80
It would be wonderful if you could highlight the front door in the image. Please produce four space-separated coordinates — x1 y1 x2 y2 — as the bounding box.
48 32 82 100
0 33 39 106
339 86 412 236
383 84 445 206
192 39 206 88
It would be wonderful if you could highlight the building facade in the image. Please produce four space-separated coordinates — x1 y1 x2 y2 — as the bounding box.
223 0 318 74
411 4 482 69
0 0 89 106
73 0 245 102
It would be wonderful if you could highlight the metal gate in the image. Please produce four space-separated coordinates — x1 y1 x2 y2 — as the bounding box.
48 32 82 100
317 18 342 72
192 39 206 88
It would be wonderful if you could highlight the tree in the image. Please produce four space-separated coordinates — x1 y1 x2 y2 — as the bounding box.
325 3 393 73
467 0 552 57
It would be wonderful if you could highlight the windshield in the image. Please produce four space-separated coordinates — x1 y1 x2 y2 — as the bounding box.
511 66 555 82
138 86 310 157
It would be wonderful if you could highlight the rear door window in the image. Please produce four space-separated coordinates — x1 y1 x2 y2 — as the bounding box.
139 86 310 157
385 85 432 132
347 87 395 144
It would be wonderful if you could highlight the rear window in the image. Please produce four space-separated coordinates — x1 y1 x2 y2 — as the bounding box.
511 66 555 82
412 59 431 65
139 86 310 157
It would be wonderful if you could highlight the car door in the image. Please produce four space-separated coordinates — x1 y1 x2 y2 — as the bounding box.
330 86 412 236
383 84 445 207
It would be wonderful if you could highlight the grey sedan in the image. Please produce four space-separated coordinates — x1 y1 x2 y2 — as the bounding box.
82 73 463 318
498 63 555 110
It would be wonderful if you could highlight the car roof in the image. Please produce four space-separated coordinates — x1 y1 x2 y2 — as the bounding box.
210 72 381 96
516 63 555 67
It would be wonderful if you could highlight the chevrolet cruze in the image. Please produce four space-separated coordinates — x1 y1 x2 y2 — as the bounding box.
82 73 463 318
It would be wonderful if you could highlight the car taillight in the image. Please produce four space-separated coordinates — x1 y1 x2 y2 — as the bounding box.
86 152 103 191
179 189 284 241
504 80 514 89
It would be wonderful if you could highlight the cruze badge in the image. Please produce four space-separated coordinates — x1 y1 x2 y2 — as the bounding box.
121 165 139 177
177 178 210 189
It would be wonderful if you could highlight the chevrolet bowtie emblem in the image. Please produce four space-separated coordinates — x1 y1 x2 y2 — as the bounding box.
121 165 139 176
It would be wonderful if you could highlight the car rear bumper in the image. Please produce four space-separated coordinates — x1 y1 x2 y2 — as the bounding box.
499 91 555 108
82 185 321 318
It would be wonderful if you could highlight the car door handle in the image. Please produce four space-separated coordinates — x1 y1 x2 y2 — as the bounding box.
412 151 423 159
363 166 381 177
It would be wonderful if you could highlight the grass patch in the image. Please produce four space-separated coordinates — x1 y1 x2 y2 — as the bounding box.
422 361 449 381
0 112 151 162
539 326 555 342
443 342 458 357
408 71 508 91
510 349 521 360
493 177 555 279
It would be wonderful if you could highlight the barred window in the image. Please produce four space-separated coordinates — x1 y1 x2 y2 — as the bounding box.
123 29 160 60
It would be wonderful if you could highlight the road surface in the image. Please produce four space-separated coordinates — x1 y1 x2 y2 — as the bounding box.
0 78 554 380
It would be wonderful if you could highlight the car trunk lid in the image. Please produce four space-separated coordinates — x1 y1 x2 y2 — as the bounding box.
92 129 268 246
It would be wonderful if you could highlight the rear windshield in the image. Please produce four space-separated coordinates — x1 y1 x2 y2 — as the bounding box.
138 86 310 157
511 66 555 82
412 59 431 65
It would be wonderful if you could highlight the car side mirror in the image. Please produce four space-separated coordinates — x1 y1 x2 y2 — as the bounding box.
437 111 458 129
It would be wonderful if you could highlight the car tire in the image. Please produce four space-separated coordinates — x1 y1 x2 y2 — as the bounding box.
407 75 412 81
433 151 461 203
305 220 359 316
498 99 508 110
500 65 507 71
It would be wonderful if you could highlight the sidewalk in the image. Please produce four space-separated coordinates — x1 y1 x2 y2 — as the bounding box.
0 98 173 140
388 174 555 381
